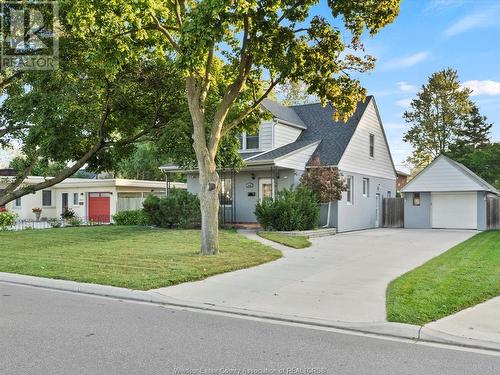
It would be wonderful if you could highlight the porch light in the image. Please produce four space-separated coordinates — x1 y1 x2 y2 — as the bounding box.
251 173 255 180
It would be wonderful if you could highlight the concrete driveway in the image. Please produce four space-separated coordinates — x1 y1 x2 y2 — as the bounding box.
153 229 476 323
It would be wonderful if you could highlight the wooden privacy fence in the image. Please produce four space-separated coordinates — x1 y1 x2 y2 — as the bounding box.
486 196 500 230
383 197 404 228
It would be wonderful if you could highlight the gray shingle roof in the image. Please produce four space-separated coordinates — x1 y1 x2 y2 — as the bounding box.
249 97 372 166
261 98 306 129
245 139 320 163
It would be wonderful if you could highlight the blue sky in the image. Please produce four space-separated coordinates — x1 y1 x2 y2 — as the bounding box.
313 0 500 172
1 1 499 172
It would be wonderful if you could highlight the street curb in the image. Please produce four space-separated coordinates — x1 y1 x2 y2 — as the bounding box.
2 271 499 353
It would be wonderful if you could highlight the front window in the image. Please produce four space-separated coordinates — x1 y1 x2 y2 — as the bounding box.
362 178 370 197
239 130 260 150
369 134 375 158
42 190 52 206
413 192 421 206
15 197 21 207
246 131 259 150
346 176 354 204
220 178 233 206
73 193 79 205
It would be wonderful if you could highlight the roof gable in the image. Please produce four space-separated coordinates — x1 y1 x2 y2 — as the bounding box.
248 97 373 167
337 98 396 179
261 99 306 129
401 155 499 193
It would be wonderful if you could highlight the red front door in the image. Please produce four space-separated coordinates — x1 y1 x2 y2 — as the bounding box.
88 192 111 223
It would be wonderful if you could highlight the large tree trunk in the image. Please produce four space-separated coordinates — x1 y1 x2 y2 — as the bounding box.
186 76 221 255
198 164 220 255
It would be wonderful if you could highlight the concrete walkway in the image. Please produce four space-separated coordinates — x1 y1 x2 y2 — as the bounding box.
153 228 476 323
422 297 500 348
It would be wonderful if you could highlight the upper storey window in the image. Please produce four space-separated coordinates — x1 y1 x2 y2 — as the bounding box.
369 133 375 158
239 130 260 151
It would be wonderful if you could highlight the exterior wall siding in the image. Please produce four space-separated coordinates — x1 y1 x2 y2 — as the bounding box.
338 100 396 180
274 123 302 148
186 169 296 223
336 171 395 232
259 121 273 151
403 157 484 192
275 142 319 170
403 192 432 229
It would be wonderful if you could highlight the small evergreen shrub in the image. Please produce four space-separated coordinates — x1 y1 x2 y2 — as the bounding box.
113 210 149 226
0 211 16 230
254 187 320 231
143 190 200 228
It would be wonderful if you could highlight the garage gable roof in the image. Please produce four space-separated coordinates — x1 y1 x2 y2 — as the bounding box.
401 155 499 194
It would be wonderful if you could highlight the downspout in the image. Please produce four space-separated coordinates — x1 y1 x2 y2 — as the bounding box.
323 201 331 228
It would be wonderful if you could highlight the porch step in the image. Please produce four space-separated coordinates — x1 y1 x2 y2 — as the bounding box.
275 228 337 238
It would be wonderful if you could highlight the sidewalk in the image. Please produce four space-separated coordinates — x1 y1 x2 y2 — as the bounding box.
421 297 500 349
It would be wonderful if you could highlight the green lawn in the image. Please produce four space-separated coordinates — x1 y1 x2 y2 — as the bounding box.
386 231 500 325
0 226 281 290
258 231 311 249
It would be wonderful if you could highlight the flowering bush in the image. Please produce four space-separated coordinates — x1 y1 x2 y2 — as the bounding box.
32 208 43 213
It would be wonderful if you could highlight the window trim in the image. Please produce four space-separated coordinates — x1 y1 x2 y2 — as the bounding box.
413 192 421 206
346 176 354 205
73 192 79 206
42 190 52 207
362 177 370 198
369 133 375 158
239 130 260 151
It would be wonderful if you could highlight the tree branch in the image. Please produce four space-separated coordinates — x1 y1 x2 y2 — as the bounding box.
151 14 181 52
221 76 282 137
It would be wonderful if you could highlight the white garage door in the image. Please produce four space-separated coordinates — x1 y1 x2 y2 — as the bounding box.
431 192 477 229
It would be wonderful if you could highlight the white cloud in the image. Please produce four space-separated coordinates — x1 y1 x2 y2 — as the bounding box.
444 6 500 37
397 81 416 92
462 80 500 96
384 51 430 70
395 98 412 108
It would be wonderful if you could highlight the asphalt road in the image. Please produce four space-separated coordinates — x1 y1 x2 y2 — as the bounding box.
0 283 499 375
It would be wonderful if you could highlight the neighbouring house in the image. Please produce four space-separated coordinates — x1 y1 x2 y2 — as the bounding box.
161 96 397 232
396 170 410 192
0 177 185 222
401 155 499 230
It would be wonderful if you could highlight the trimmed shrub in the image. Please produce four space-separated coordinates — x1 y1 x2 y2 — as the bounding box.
113 210 149 226
254 186 320 231
143 190 200 229
0 211 16 230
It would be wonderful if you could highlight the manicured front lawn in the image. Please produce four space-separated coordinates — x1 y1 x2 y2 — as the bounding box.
0 226 281 290
386 231 500 325
258 231 311 249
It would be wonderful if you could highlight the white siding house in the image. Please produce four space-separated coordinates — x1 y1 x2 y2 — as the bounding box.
162 96 397 232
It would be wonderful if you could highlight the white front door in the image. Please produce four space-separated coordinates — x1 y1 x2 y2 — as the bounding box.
431 192 477 229
259 178 274 202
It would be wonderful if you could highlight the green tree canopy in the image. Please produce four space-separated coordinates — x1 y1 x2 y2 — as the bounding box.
403 68 494 170
62 0 401 254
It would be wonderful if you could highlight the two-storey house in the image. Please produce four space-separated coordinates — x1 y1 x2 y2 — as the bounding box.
161 96 397 232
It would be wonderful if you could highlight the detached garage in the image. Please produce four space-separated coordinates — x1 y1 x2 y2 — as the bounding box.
401 155 499 230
